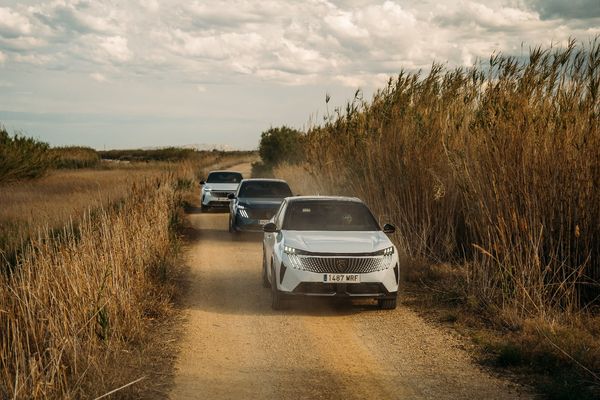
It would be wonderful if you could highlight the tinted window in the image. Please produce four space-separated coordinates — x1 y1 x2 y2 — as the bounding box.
207 172 243 183
238 181 292 198
283 201 380 231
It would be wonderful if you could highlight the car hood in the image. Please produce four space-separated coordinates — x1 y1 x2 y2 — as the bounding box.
238 198 284 208
282 230 392 254
204 183 239 191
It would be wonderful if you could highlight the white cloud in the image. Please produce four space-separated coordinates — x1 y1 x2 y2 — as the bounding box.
98 36 132 62
140 0 160 13
0 50 5 64
90 72 107 82
0 0 598 87
12 53 51 65
0 7 32 38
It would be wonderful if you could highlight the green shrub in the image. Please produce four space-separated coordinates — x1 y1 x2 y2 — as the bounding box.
258 126 304 167
0 126 53 183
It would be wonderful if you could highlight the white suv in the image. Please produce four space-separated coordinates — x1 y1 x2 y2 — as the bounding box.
200 170 243 211
262 196 399 310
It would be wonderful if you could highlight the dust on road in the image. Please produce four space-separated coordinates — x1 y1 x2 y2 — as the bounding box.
169 163 530 400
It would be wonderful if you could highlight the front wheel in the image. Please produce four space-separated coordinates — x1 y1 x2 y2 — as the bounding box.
228 216 237 234
378 298 397 310
262 251 271 288
271 265 283 310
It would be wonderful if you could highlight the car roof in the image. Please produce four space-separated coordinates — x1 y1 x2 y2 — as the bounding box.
207 170 243 174
239 178 289 183
285 195 363 203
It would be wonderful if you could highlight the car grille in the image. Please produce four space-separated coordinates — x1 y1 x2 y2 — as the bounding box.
211 191 233 198
286 255 393 273
246 208 277 219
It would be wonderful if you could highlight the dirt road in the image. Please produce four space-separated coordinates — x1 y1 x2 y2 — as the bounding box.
169 163 529 400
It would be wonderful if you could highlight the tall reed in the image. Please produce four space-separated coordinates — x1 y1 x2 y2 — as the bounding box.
303 39 600 315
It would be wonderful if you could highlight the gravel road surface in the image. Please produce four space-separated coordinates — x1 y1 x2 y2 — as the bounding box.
169 163 530 400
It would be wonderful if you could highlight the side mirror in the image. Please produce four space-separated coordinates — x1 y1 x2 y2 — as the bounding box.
199 180 205 185
263 222 278 233
383 223 396 234
227 193 236 200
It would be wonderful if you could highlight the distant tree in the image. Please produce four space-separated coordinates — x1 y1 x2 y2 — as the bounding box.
258 126 304 166
0 126 53 183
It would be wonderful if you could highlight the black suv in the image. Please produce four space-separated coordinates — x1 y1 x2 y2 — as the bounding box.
229 179 292 233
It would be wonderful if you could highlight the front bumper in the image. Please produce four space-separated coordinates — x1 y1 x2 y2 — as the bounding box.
277 259 399 297
202 191 233 207
231 214 269 232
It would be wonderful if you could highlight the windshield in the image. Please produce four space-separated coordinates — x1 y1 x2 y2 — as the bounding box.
206 172 243 183
283 201 380 231
238 181 292 198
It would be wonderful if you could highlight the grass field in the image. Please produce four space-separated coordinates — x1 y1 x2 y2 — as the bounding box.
0 152 256 399
0 164 167 263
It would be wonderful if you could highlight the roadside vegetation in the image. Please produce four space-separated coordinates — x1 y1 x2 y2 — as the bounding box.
100 147 256 163
274 39 600 398
0 166 168 264
0 130 256 398
0 126 54 183
51 146 101 169
252 126 304 177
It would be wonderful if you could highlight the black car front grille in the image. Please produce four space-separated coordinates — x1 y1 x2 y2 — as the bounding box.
287 255 393 273
293 282 388 295
246 208 277 220
211 191 233 198
293 282 337 294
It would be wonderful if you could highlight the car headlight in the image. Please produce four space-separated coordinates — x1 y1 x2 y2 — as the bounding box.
283 245 296 254
283 246 311 255
376 246 394 256
204 187 212 192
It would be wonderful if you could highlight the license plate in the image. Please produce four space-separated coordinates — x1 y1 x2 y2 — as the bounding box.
259 219 270 225
216 197 229 201
323 274 360 283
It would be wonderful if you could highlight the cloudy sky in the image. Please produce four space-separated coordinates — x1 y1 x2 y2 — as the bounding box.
0 0 598 149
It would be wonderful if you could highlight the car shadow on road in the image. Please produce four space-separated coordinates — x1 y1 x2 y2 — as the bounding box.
180 261 380 317
180 223 263 243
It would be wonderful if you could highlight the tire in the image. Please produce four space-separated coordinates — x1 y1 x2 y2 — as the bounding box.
271 265 283 310
228 216 237 234
378 297 397 310
262 251 271 288
201 195 208 212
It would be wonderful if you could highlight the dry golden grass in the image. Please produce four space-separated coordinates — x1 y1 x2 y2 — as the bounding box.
0 164 167 261
272 163 329 196
286 39 600 395
0 153 258 261
0 168 184 399
0 152 257 399
304 40 600 314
